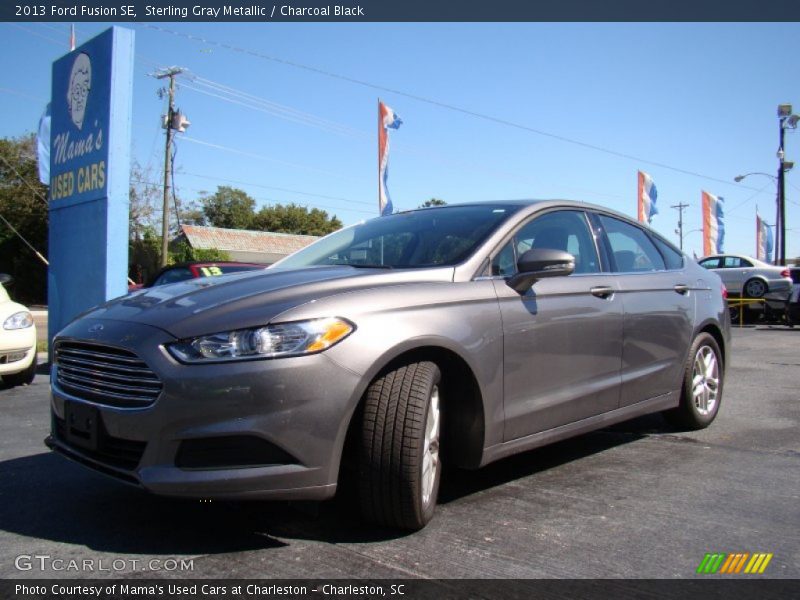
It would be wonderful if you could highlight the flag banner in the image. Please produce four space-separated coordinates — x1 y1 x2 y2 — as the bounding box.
378 101 402 216
756 214 773 263
702 191 724 256
637 170 658 224
37 103 51 185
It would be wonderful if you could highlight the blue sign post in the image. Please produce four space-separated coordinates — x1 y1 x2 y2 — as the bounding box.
48 27 134 344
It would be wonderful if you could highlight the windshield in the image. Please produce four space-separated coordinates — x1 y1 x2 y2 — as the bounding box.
275 204 520 269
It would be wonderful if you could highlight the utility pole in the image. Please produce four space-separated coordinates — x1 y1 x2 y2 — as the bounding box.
777 104 799 266
777 123 785 266
156 67 184 268
671 202 689 251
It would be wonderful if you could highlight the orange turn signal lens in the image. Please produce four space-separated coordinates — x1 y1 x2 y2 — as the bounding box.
306 319 354 353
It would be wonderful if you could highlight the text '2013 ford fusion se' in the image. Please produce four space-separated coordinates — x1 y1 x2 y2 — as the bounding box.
46 201 730 530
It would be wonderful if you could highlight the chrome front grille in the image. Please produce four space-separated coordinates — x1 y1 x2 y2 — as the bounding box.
55 341 162 408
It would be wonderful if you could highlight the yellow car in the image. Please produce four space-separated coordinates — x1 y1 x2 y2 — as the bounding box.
0 275 37 387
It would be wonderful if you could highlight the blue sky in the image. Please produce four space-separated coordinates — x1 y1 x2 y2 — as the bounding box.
1 22 799 259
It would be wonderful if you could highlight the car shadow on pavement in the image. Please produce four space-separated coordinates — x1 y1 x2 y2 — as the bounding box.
265 413 671 544
0 414 672 551
0 452 288 555
755 325 800 333
436 413 664 506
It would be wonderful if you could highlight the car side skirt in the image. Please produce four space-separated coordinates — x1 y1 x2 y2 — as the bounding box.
480 390 679 467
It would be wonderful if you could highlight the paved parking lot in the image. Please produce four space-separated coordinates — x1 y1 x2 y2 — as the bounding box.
0 327 797 580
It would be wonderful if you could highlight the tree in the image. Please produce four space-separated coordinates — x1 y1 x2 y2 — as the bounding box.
129 160 161 241
0 134 49 304
253 203 342 236
419 198 446 208
168 240 230 264
201 186 256 229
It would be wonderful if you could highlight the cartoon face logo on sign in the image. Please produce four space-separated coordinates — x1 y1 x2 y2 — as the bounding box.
67 53 91 130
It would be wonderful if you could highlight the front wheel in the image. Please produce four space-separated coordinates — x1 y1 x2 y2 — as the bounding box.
663 333 723 430
358 361 442 530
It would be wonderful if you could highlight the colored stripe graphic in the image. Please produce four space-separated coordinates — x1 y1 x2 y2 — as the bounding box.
697 553 727 574
697 552 773 574
720 553 749 574
745 553 773 574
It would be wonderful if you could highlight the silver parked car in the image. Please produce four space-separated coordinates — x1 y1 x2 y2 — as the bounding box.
47 201 730 530
697 254 792 298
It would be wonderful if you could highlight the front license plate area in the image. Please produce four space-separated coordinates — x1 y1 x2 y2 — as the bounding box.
64 401 100 451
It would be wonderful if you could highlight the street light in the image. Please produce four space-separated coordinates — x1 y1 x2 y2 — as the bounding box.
777 103 799 266
679 228 702 257
733 172 776 183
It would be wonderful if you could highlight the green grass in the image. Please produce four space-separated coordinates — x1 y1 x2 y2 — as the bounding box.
36 340 48 353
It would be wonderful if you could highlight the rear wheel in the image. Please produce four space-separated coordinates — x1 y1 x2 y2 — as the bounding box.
358 361 442 530
663 333 723 430
743 278 767 298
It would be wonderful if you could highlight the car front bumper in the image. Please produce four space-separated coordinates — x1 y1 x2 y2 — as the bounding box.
0 326 36 376
48 318 364 500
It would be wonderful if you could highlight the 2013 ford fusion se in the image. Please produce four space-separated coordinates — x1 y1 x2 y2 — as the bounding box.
47 201 730 530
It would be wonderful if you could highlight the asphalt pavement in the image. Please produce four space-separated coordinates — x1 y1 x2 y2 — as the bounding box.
0 326 797 580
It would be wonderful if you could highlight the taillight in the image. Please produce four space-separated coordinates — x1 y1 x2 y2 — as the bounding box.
781 269 790 278
721 284 728 300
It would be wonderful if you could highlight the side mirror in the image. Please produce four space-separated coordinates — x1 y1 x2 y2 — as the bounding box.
0 273 12 285
506 248 575 294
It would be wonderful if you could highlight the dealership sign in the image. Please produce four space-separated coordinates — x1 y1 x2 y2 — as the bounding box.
48 27 134 342
50 38 113 205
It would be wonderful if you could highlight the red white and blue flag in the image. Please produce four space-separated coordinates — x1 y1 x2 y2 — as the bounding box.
378 101 402 216
756 213 773 263
702 191 725 256
637 170 658 224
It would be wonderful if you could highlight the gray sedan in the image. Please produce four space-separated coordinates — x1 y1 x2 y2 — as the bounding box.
47 201 730 530
698 254 792 298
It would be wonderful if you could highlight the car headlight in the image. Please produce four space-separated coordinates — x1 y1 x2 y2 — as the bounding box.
167 317 354 363
3 311 33 330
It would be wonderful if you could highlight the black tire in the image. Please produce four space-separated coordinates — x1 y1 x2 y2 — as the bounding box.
743 278 767 299
663 333 723 430
358 361 442 530
2 353 37 387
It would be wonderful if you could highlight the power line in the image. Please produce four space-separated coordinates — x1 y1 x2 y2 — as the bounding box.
727 182 773 214
180 135 360 181
8 23 65 47
179 170 371 205
0 213 48 267
0 155 49 206
144 24 763 193
131 177 375 216
175 70 628 202
0 87 45 103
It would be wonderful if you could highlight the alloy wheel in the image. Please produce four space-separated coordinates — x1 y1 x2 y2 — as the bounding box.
692 346 719 416
421 385 440 509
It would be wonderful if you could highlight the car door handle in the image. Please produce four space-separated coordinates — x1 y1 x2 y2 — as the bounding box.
674 284 690 295
590 286 615 299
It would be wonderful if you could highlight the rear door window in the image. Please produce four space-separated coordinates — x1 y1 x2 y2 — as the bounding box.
598 215 666 272
650 235 684 270
722 257 743 268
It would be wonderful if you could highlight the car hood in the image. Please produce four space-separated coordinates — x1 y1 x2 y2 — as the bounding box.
75 265 454 339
